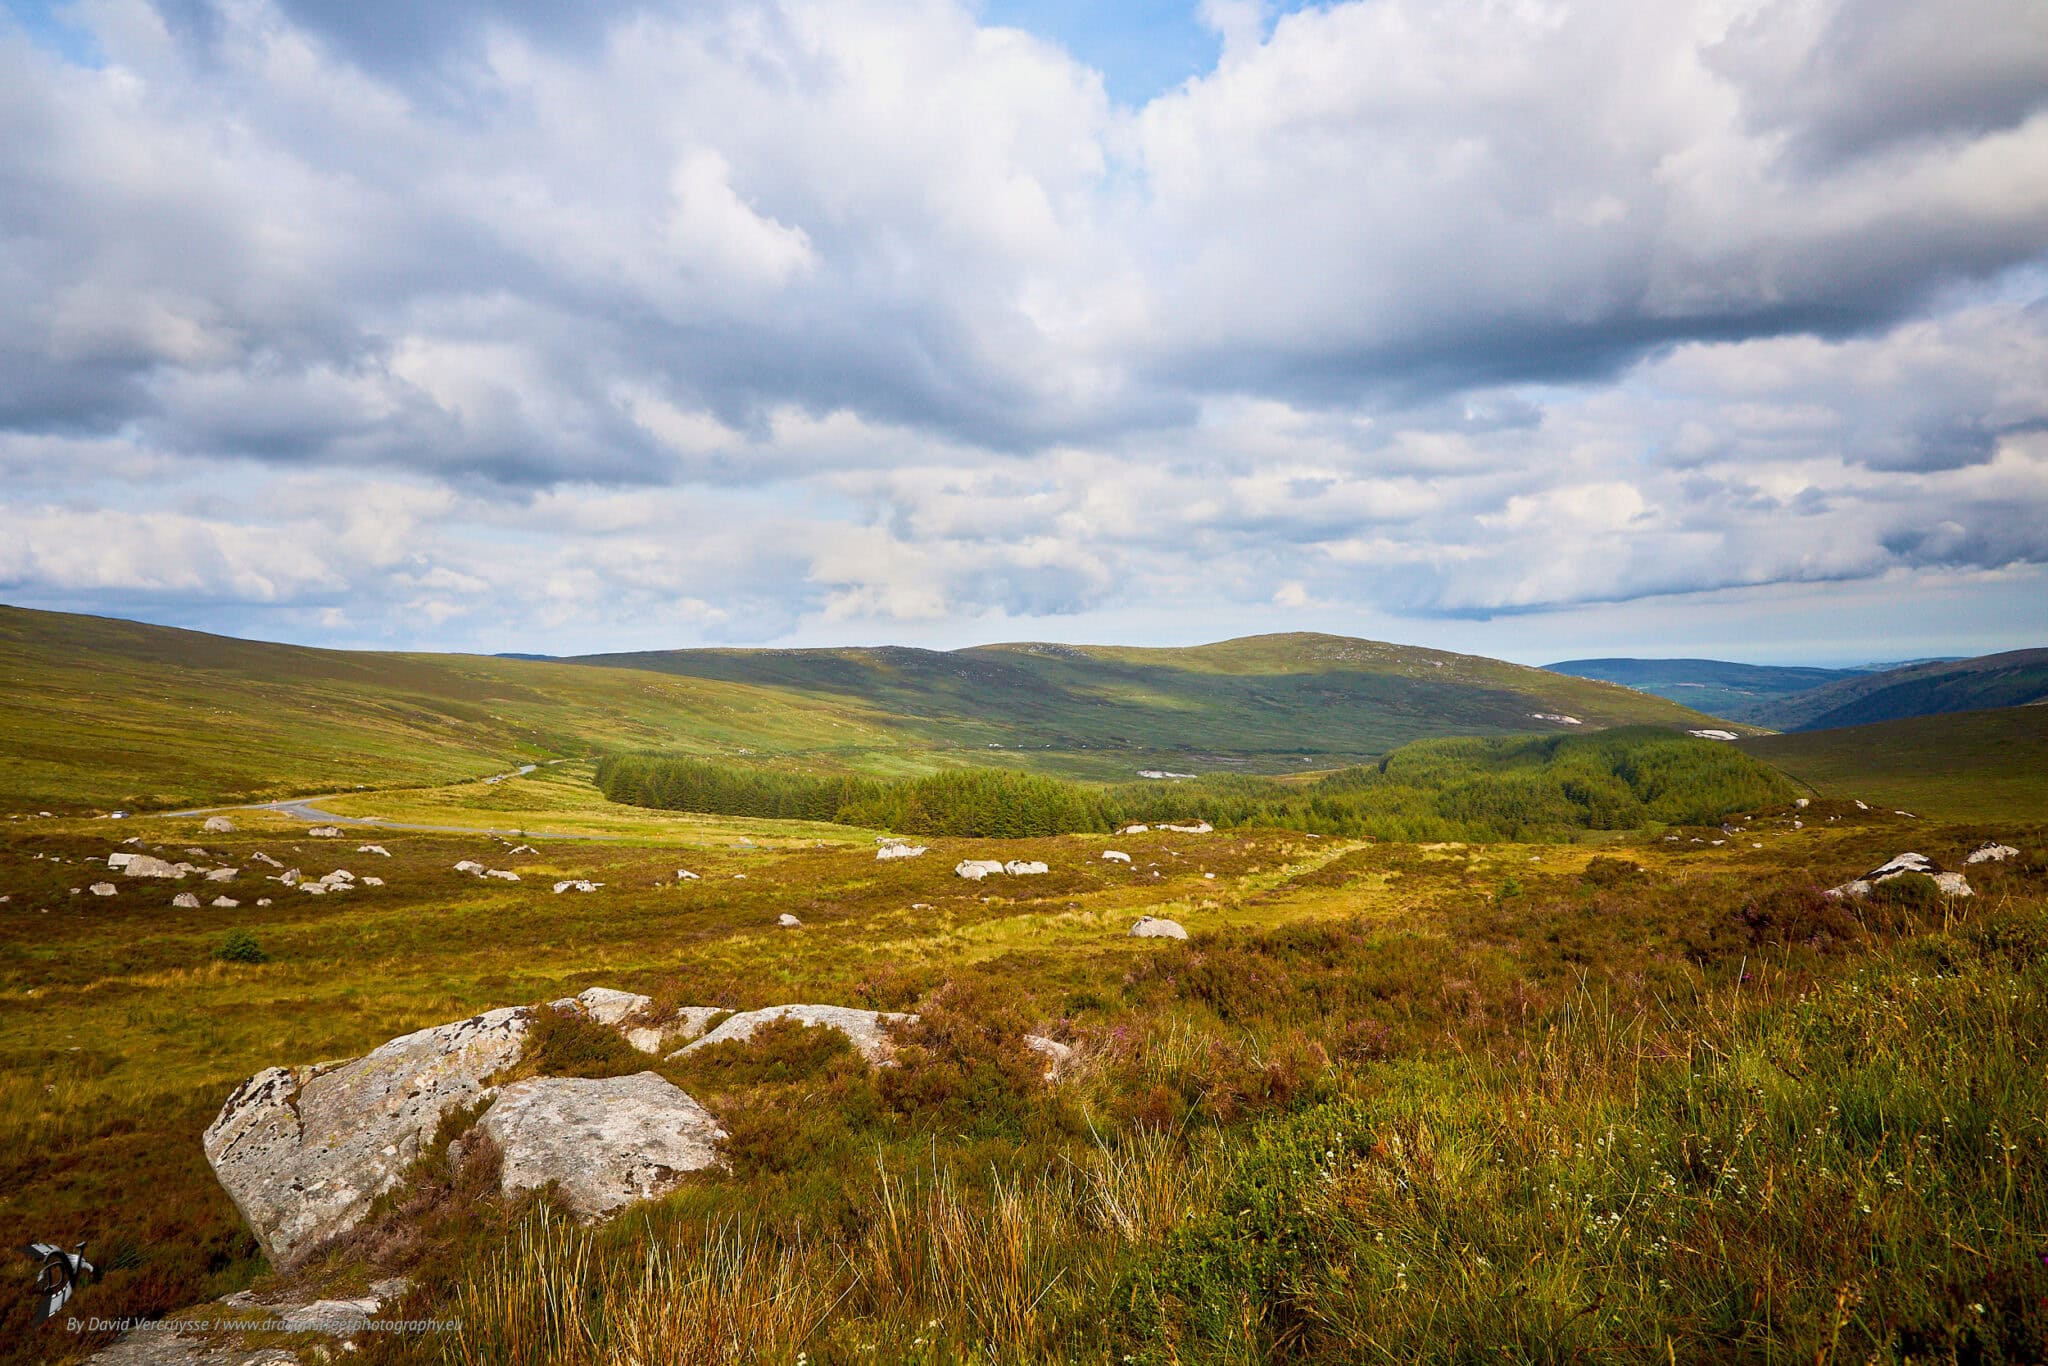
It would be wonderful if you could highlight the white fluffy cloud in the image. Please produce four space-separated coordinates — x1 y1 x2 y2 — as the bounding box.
1 0 2044 656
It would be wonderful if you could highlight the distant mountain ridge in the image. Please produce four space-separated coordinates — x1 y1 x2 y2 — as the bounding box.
1548 650 2048 731
1543 657 1864 724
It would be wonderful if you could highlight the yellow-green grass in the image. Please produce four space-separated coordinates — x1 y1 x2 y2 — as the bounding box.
1739 704 2048 823
299 762 877 846
5 784 2039 1361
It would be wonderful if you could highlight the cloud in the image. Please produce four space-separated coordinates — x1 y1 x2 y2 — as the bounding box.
0 0 2044 654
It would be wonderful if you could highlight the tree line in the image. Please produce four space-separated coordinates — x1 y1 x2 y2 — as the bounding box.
594 728 1792 842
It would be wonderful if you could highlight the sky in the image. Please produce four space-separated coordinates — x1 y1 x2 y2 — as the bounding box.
1 0 2045 667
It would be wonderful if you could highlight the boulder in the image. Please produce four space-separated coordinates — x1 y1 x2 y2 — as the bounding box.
507 845 538 856
205 867 238 882
484 869 520 881
256 898 273 907
320 870 355 885
955 859 1006 880
121 855 188 879
674 869 701 881
553 987 652 1027
1966 843 2020 865
777 913 802 927
1130 915 1188 940
203 816 235 834
1158 821 1213 834
453 860 486 875
877 842 928 860
173 892 201 908
552 879 602 894
476 1072 724 1219
251 852 284 868
357 845 391 857
1101 850 1131 863
623 1007 722 1055
1119 824 1150 834
89 882 117 897
107 852 135 869
308 827 342 838
1004 860 1050 876
1824 852 1974 900
204 1006 533 1266
212 897 240 909
678 1004 915 1067
362 876 385 887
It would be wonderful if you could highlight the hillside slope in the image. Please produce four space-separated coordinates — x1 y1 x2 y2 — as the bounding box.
0 605 902 811
1737 705 2048 822
572 632 1731 772
1753 648 2048 731
1543 657 1863 724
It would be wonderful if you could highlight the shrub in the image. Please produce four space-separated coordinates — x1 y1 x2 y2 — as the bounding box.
211 929 267 963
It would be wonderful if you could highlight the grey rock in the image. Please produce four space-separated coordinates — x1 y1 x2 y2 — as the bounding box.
205 867 238 882
1023 1034 1074 1079
678 1004 915 1066
1101 850 1131 863
623 1007 721 1055
212 897 240 909
90 882 117 897
876 842 927 860
477 1071 725 1218
308 826 342 838
553 987 653 1026
173 892 202 908
777 912 802 927
122 855 188 879
1824 852 1973 900
1966 842 2020 864
202 816 235 834
955 859 1005 880
203 1006 532 1266
1003 860 1050 876
1130 915 1189 940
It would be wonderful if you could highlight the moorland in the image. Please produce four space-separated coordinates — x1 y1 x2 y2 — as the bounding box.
2 605 2045 1365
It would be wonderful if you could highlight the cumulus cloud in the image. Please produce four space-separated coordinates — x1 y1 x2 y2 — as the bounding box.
0 0 2044 654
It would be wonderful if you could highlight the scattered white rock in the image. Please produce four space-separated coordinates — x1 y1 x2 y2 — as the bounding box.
552 879 603 894
876 842 928 860
1101 850 1132 863
1687 729 1741 741
1119 824 1150 834
1965 843 2020 864
1531 713 1583 725
1824 852 1974 900
678 1005 915 1067
1130 915 1189 940
203 816 235 834
205 867 238 882
1854 800 1869 811
507 844 538 856
362 876 385 887
777 912 803 927
1158 821 1213 834
256 898 273 907
675 869 700 881
478 1072 725 1219
1794 797 1811 809
955 859 1006 880
121 855 189 879
250 852 283 868
1004 860 1049 876
1023 1034 1074 1080
107 852 135 869
357 845 391 857
89 882 117 897
308 826 342 838
279 869 301 886
484 869 520 881
173 892 201 908
319 870 355 886
212 897 239 909
453 860 486 875
1137 769 1197 780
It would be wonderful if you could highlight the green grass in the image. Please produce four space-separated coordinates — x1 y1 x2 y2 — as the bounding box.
1738 705 2048 823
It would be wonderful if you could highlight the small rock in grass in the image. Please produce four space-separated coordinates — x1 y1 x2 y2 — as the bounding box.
777 913 802 928
174 892 201 908
1004 860 1050 876
1130 915 1188 940
308 826 342 838
1101 850 1131 863
955 859 1005 880
357 845 391 857
212 897 240 909
89 882 117 897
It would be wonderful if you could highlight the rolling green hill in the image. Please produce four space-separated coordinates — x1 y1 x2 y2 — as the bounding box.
1543 657 1864 724
1737 704 2048 822
1753 648 2048 731
0 605 906 811
0 607 1737 812
571 632 1730 774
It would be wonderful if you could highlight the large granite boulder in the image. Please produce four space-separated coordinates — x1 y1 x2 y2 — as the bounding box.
677 1004 914 1066
203 1007 533 1265
1824 852 1973 900
1130 915 1189 940
476 1072 725 1218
